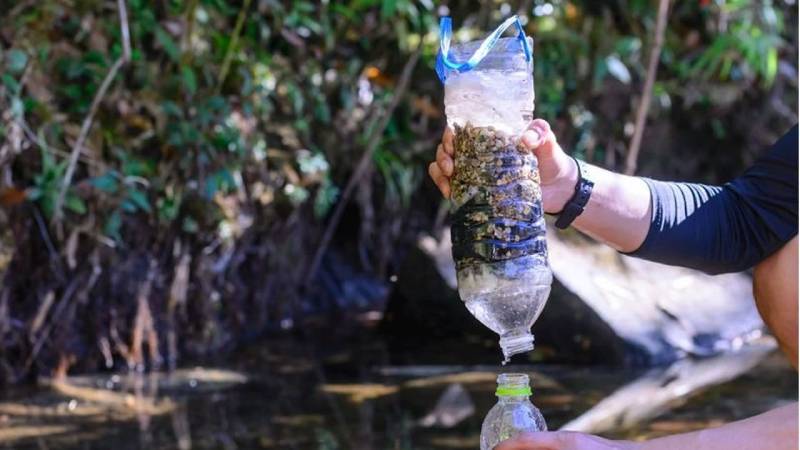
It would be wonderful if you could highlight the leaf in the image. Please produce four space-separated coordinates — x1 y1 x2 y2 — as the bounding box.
121 199 138 212
105 210 122 241
10 97 23 118
155 27 180 61
182 65 197 95
122 158 154 177
1 74 20 95
182 217 199 233
90 172 119 193
162 100 183 117
6 49 28 74
128 189 152 212
764 47 778 86
157 195 180 222
65 193 87 214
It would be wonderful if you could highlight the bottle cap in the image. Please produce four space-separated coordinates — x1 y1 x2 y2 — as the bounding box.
495 386 532 397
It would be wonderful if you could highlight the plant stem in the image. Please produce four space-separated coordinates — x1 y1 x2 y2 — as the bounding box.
53 0 131 225
305 48 422 285
216 0 253 94
624 0 670 176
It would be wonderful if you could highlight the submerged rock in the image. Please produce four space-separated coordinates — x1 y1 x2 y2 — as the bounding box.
560 340 776 433
418 383 476 428
383 226 765 366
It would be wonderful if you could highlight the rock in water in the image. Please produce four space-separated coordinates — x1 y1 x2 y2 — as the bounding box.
418 383 476 428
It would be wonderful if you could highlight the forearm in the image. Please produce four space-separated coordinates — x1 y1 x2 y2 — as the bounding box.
551 161 651 253
631 404 798 450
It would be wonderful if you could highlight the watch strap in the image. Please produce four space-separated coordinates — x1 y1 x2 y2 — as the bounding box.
554 157 594 229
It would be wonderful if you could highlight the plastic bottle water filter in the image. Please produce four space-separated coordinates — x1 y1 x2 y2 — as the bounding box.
437 16 552 363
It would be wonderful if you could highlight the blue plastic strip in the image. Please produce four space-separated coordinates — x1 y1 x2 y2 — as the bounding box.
436 15 532 83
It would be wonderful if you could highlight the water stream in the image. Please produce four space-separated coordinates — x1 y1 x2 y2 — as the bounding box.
0 336 795 449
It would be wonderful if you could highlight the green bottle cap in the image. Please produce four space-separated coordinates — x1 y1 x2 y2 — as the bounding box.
495 386 532 397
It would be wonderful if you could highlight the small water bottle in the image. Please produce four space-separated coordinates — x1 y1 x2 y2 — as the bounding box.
480 373 547 450
436 16 552 363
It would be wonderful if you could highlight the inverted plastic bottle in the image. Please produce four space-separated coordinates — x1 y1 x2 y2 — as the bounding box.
481 373 547 450
437 16 553 363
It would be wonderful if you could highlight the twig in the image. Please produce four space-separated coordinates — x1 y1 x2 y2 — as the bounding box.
624 0 670 175
17 118 105 169
117 0 132 61
216 0 252 93
8 0 37 19
32 206 59 262
305 48 421 284
20 277 80 380
53 0 131 224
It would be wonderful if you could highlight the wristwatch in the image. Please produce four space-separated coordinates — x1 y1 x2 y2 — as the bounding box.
554 157 594 230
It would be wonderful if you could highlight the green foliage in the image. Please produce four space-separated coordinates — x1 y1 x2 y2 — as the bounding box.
0 0 794 261
688 1 785 87
0 0 795 270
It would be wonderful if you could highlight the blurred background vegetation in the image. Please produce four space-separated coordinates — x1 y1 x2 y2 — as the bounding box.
0 0 797 383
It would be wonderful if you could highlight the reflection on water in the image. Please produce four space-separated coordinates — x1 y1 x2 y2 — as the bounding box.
0 336 796 449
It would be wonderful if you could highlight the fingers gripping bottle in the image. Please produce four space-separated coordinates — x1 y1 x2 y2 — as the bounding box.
436 16 552 363
480 373 547 450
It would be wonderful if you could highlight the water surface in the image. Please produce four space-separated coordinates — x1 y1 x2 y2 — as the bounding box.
0 336 795 449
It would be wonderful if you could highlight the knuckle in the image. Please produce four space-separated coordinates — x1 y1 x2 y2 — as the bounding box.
428 162 438 176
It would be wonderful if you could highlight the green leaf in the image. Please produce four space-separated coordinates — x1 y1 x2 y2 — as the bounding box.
6 49 28 74
182 65 197 95
90 172 119 193
157 195 180 222
182 217 199 233
162 100 183 117
10 97 23 118
65 194 87 214
122 158 154 177
121 199 138 212
155 27 180 61
105 210 122 241
1 74 20 94
764 47 778 86
128 189 152 212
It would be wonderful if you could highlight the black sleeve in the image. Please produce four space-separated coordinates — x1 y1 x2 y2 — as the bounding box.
627 125 798 275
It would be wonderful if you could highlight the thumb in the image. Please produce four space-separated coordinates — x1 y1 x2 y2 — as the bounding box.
521 128 544 149
521 119 556 156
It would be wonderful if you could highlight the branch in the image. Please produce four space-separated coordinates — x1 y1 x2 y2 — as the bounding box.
216 0 252 93
53 0 131 225
305 48 422 284
624 0 670 176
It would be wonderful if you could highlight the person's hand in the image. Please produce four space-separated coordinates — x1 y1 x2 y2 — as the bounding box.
493 431 635 450
428 119 579 213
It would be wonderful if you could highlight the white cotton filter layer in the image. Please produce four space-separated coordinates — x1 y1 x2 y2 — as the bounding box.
444 69 535 136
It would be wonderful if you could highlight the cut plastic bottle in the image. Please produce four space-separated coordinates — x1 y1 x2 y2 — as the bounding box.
437 16 552 363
